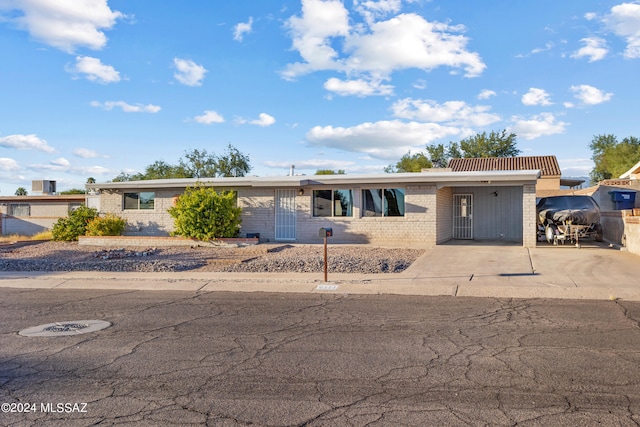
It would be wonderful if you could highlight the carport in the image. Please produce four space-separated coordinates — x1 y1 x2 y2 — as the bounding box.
433 171 539 247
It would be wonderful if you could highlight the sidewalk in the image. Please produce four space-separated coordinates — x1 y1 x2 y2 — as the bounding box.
1 242 639 301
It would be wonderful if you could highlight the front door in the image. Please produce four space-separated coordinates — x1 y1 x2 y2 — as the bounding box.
275 189 296 241
453 194 473 239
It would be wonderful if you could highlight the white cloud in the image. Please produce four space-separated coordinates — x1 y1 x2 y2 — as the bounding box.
0 157 20 171
283 0 350 78
521 88 553 106
91 100 161 113
570 84 613 105
173 58 207 86
193 110 225 125
306 120 462 159
0 134 55 152
604 2 640 58
283 1 485 85
353 0 402 24
585 12 598 21
233 17 253 41
324 77 394 96
571 37 608 62
344 14 485 78
50 157 71 167
29 159 110 176
508 113 567 140
558 158 594 177
413 79 427 90
477 89 496 100
531 42 555 55
516 42 554 58
249 113 276 127
0 0 123 53
391 98 500 127
67 56 120 83
264 158 356 170
73 148 99 158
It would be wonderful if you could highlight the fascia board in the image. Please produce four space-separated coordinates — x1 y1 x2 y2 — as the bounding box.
86 170 541 191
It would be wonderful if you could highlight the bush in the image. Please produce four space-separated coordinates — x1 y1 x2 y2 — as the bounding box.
51 206 98 241
85 214 126 237
168 185 242 240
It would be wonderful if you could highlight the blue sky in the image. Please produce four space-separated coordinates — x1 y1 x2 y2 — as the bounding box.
1 0 639 195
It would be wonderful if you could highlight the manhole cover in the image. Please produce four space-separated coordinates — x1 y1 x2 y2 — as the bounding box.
19 320 111 337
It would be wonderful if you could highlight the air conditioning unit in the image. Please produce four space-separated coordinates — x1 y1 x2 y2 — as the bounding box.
32 180 57 194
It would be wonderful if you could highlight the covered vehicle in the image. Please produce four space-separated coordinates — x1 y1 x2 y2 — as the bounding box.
536 195 603 245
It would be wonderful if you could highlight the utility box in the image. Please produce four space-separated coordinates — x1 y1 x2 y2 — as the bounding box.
319 227 333 237
609 191 636 210
32 180 56 195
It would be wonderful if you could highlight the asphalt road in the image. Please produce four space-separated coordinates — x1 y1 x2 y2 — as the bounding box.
2 288 640 426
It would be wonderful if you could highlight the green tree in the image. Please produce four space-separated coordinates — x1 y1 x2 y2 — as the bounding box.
60 189 85 195
315 169 346 175
384 151 432 173
168 185 242 240
215 144 252 177
141 160 186 180
112 145 251 181
51 206 99 241
112 172 135 182
86 177 96 184
458 130 519 158
388 130 520 173
589 134 640 183
179 149 218 178
14 187 28 196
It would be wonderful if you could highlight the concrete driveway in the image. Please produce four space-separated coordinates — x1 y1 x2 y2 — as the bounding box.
400 239 640 300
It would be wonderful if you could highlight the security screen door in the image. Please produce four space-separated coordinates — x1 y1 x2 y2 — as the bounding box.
275 189 296 241
453 194 473 239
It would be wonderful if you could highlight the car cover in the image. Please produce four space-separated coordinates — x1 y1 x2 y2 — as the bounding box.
537 196 601 226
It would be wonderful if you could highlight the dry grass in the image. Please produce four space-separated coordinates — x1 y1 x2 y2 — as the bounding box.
0 230 52 243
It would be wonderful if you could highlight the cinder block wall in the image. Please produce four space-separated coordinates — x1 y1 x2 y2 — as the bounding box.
523 184 537 248
100 189 177 236
436 186 453 243
238 186 438 246
0 202 74 236
238 188 276 242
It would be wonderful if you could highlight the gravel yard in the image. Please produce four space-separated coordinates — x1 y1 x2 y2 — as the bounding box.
0 241 424 274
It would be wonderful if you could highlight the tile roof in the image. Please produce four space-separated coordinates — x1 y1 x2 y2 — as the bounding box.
448 155 561 177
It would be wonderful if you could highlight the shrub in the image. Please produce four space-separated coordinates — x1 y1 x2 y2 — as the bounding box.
168 185 242 240
86 214 126 237
51 206 98 241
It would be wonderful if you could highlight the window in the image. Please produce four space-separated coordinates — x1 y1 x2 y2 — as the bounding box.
8 204 30 217
124 192 155 210
313 189 353 217
362 188 405 217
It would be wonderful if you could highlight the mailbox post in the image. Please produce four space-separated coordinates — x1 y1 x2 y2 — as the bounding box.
319 227 333 282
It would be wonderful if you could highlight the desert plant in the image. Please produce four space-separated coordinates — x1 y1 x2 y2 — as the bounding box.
51 206 99 241
31 230 53 240
168 185 242 240
85 214 126 236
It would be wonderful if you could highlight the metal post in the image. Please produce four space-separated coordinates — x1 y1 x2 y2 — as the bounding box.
323 235 328 282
